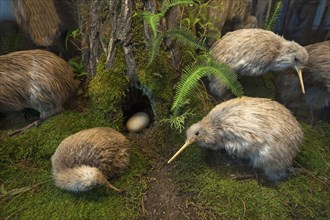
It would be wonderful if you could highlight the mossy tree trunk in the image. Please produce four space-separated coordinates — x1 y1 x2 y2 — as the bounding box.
78 0 139 85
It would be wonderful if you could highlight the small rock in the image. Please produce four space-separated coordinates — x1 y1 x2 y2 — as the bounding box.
126 112 150 133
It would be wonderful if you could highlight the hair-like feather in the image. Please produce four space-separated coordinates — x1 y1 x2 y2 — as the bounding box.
0 49 77 119
51 127 130 192
12 0 61 46
208 28 308 98
276 41 330 114
169 97 303 181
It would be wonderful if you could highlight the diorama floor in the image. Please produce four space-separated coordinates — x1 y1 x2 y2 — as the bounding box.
0 106 329 219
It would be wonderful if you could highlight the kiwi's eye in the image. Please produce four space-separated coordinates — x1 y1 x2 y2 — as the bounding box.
294 57 299 62
195 131 200 136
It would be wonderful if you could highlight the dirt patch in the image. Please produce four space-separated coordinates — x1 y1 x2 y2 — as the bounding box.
127 127 197 220
141 165 194 219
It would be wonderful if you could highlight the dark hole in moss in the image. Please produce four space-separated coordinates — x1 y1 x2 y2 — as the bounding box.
0 108 39 130
122 86 155 128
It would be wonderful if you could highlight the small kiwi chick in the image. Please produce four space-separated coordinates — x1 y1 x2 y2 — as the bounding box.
168 97 304 181
51 127 130 192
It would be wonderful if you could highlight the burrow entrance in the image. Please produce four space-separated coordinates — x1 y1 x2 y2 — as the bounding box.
121 85 156 130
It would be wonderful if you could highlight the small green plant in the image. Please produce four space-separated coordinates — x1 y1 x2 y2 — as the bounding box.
64 28 87 77
147 28 207 67
143 0 243 132
68 56 88 77
143 0 205 66
161 110 194 133
65 28 82 50
180 0 221 44
263 0 283 31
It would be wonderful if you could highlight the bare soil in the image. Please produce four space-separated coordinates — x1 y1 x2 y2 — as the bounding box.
127 129 197 220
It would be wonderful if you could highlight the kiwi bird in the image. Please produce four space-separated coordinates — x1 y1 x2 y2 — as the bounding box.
276 41 330 121
208 29 308 98
168 97 303 181
0 49 77 133
12 0 61 47
51 127 130 192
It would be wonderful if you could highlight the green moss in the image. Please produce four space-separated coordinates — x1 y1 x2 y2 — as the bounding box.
88 52 129 129
136 51 178 120
0 111 149 219
297 122 330 178
172 122 330 219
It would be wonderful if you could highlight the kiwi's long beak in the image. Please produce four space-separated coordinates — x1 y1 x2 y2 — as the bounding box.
167 139 195 164
295 65 305 94
99 174 122 192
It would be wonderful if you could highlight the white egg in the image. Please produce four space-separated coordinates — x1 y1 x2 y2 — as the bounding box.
126 112 150 133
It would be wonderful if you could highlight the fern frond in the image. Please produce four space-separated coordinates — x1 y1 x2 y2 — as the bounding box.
171 64 208 114
208 60 244 97
172 62 243 115
160 0 195 16
264 0 282 31
166 29 207 51
147 34 165 67
160 111 194 133
142 11 162 37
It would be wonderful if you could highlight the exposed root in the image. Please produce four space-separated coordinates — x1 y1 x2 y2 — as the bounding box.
9 119 43 136
229 174 256 181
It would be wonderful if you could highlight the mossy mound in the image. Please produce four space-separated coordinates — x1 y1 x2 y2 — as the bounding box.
88 53 130 130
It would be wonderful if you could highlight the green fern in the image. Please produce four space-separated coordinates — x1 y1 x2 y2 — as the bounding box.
264 0 282 31
171 61 243 116
208 60 244 97
144 0 199 66
147 34 165 67
166 29 207 51
160 110 194 133
143 0 194 37
142 11 162 37
65 28 81 50
160 0 195 16
147 29 206 67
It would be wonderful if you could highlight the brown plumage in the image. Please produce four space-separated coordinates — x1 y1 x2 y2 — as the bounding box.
276 41 330 119
51 127 130 192
12 0 61 46
0 49 77 120
168 97 303 181
208 29 308 99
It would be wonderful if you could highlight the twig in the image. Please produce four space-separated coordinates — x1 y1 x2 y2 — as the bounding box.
320 153 330 168
141 195 148 215
1 179 52 201
5 206 26 220
241 199 246 219
230 174 255 181
293 160 329 187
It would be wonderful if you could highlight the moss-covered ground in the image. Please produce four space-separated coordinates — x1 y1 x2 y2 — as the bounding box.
173 121 329 219
1 94 329 219
0 111 149 219
2 0 328 218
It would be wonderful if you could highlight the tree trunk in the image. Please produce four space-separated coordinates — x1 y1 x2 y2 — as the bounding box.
78 0 138 85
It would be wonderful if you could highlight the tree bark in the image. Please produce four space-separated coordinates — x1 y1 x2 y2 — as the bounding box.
78 0 138 85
